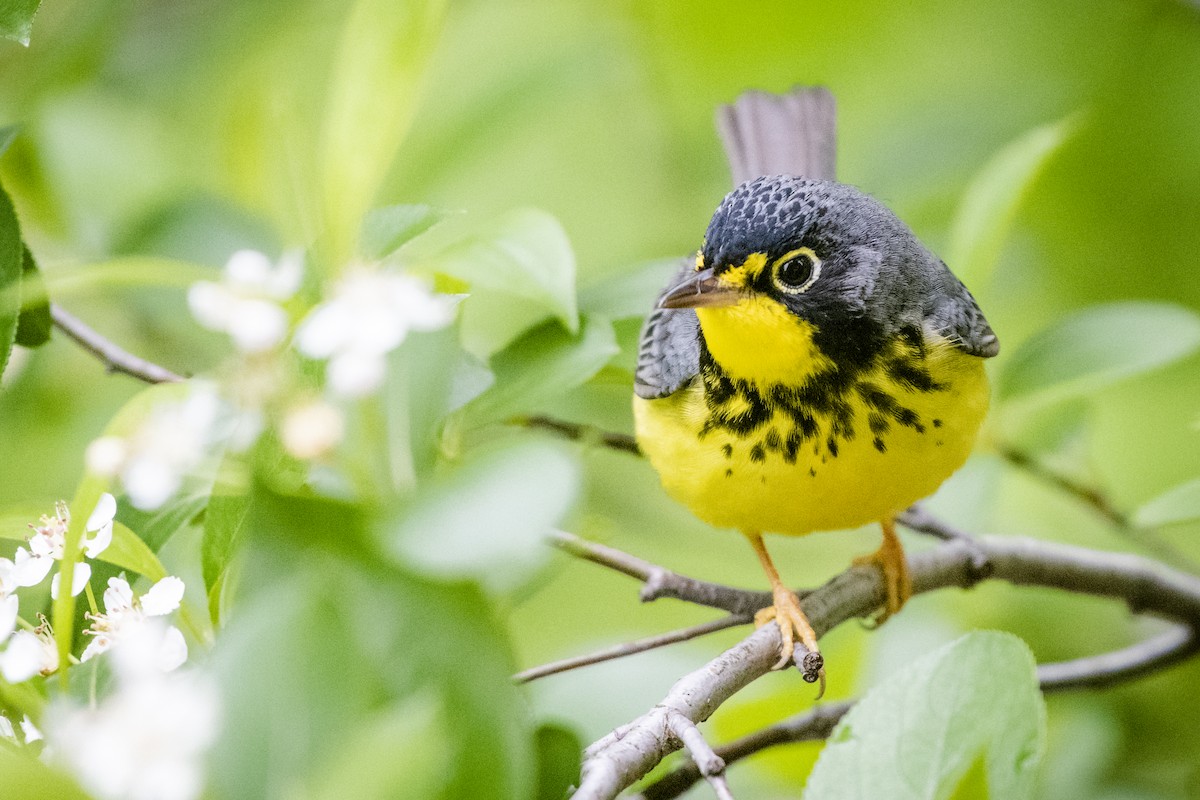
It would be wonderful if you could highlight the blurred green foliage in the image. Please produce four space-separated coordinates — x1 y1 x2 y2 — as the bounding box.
0 0 1199 798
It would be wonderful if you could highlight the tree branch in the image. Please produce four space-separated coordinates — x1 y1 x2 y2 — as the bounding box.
638 625 1200 799
637 701 852 800
548 530 773 616
514 614 750 684
50 303 186 384
523 416 642 456
567 531 1200 799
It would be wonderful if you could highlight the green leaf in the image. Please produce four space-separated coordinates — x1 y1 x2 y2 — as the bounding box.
14 246 50 348
534 723 584 800
0 508 163 581
947 114 1080 289
320 0 447 262
361 203 448 259
0 0 40 46
1133 478 1200 528
201 491 250 621
0 750 88 800
114 193 278 267
464 315 618 428
384 440 580 592
997 302 1200 407
307 694 449 800
0 126 18 157
803 631 1045 800
101 521 168 581
117 490 208 553
416 208 580 336
0 182 24 379
384 327 494 484
210 533 535 799
577 258 682 320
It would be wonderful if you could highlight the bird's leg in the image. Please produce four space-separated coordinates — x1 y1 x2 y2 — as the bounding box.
853 516 913 625
745 532 823 682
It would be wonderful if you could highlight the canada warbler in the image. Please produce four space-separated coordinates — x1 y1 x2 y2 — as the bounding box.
633 89 998 686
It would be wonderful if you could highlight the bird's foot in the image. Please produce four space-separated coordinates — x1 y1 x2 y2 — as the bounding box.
853 528 912 626
754 587 825 694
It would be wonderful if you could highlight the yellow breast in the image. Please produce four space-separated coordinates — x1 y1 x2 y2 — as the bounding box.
633 304 989 536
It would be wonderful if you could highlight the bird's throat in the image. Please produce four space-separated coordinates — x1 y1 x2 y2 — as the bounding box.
696 297 833 387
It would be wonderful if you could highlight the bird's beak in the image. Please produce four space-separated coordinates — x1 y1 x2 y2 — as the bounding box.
658 267 741 309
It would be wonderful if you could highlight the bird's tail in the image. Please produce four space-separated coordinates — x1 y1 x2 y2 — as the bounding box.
715 87 837 185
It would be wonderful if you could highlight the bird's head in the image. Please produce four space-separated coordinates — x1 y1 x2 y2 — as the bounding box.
660 175 931 384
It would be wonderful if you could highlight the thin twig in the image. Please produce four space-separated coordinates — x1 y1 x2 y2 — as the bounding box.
638 701 852 800
1036 624 1199 690
638 624 1200 799
665 710 736 800
51 303 186 384
523 416 642 455
569 531 1200 799
549 530 773 616
998 445 1200 574
514 614 751 683
997 445 1126 526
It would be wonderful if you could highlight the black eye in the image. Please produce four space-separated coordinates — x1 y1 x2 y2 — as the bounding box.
772 249 821 294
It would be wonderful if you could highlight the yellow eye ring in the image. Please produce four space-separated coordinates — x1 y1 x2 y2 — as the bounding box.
771 248 821 294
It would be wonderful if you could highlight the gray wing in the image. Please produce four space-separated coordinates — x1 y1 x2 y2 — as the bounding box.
927 268 1000 358
634 259 702 399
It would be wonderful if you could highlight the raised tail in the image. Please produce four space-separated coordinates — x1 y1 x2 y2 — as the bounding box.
715 86 838 185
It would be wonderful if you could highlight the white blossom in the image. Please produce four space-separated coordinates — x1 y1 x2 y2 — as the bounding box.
86 388 221 510
14 495 115 597
20 715 42 743
48 624 220 800
82 576 187 672
280 401 345 460
296 268 457 397
188 249 302 353
0 624 57 682
0 713 39 744
0 558 18 642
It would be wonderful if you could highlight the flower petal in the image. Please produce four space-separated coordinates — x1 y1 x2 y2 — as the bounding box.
20 716 41 743
227 299 288 353
104 577 135 614
86 493 118 533
84 521 113 559
141 577 185 616
0 594 18 642
328 350 386 397
123 458 181 511
13 550 53 588
187 281 234 330
80 634 111 663
158 626 188 671
85 436 127 477
224 249 274 289
50 562 91 600
1 631 44 683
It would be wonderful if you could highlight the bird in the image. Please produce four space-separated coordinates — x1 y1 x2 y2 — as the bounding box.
632 88 998 687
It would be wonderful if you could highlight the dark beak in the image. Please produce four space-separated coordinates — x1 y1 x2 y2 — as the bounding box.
658 267 741 309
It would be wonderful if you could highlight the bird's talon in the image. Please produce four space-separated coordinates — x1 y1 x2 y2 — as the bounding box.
854 519 913 623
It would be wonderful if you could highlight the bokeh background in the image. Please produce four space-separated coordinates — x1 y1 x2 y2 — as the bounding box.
3 1 1200 797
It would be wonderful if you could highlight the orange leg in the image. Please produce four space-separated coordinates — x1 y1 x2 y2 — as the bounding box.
745 532 825 690
852 516 913 625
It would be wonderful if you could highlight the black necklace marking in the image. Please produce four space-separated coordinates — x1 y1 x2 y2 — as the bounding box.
697 324 947 467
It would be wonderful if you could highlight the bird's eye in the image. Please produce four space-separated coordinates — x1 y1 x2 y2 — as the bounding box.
772 249 821 294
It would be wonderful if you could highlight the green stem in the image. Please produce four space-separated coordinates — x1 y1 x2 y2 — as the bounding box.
52 478 106 692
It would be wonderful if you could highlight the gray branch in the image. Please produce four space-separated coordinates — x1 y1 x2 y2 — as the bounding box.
638 626 1199 799
569 534 1200 799
51 303 186 384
